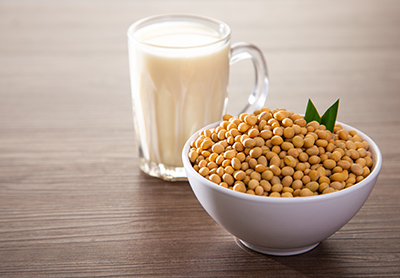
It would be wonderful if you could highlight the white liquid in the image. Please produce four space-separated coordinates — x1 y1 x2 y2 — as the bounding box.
136 22 221 47
129 21 230 167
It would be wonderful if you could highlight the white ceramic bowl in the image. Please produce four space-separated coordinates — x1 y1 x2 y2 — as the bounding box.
182 121 382 256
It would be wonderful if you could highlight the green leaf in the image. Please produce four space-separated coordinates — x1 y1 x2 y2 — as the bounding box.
320 99 339 132
304 99 321 123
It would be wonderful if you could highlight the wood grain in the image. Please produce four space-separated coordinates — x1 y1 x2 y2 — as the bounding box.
1 0 399 277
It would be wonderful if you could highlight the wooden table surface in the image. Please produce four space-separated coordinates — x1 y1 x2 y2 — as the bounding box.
1 0 399 277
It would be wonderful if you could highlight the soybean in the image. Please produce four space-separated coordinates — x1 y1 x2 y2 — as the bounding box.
189 107 373 197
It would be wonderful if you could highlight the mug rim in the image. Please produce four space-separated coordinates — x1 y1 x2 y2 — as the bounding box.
127 14 231 49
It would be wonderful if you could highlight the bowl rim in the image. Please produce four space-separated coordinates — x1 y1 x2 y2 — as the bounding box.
182 120 382 204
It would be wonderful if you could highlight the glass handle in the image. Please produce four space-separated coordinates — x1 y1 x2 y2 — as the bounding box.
229 42 269 114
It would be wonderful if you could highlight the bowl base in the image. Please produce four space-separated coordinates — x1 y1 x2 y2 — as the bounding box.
239 240 320 256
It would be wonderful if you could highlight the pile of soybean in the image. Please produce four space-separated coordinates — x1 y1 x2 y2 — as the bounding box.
188 108 373 197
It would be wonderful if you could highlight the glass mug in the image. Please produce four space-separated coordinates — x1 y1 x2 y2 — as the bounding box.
127 14 269 181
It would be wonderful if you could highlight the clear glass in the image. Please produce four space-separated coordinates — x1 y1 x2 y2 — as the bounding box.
127 14 269 181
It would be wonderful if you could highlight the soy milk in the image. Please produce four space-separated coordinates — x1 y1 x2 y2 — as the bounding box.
129 21 230 167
